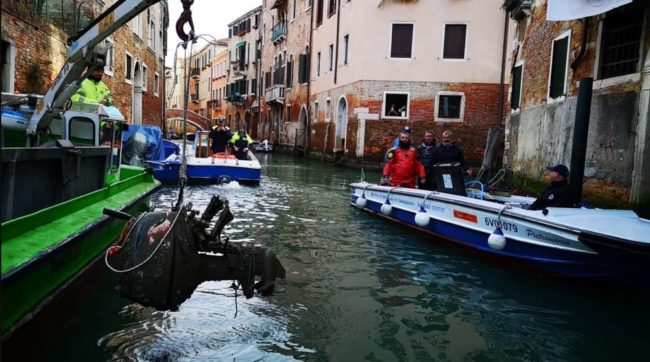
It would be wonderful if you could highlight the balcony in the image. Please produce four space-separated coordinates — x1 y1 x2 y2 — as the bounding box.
271 21 287 44
265 84 285 105
208 99 222 109
226 94 244 105
190 67 200 78
505 0 532 20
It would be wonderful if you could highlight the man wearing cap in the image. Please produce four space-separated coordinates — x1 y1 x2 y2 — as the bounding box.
209 118 232 154
71 66 113 106
528 164 575 210
381 131 426 188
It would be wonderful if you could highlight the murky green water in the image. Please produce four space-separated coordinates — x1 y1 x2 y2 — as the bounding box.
3 153 649 361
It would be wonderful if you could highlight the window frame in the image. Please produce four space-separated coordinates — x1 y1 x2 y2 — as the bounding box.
435 91 465 123
142 64 148 92
389 22 415 60
104 38 115 76
154 72 160 97
342 34 349 65
382 91 410 120
125 52 133 84
547 30 571 101
442 22 468 61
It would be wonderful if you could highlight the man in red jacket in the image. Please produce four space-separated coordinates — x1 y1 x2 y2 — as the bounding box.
381 131 426 188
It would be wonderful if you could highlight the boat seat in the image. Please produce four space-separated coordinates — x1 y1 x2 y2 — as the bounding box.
211 152 236 159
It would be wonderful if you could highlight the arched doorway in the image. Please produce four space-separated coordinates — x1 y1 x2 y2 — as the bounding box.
133 62 143 124
335 97 348 151
244 111 251 133
298 105 308 148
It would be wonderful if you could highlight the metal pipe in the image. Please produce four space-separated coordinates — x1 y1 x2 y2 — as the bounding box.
569 78 593 205
497 6 509 127
333 0 341 85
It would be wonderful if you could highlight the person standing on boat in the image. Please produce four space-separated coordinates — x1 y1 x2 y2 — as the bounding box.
416 130 437 190
528 164 575 210
209 118 232 154
230 126 253 160
70 65 113 106
432 130 473 177
381 131 426 188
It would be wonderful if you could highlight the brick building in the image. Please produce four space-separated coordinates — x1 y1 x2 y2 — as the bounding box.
503 0 650 211
1 0 167 127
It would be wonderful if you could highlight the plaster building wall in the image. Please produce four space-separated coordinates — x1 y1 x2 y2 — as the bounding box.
504 0 650 209
225 6 262 136
307 0 512 162
211 46 230 120
259 0 313 148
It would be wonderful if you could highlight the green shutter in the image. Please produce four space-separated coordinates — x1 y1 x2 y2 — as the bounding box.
549 36 568 99
512 65 522 110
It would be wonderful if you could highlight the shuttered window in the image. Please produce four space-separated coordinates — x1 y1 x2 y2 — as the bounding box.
390 23 413 59
511 64 523 110
549 34 569 99
443 24 466 59
298 54 309 83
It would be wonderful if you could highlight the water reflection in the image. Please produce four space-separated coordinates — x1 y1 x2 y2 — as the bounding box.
3 153 649 361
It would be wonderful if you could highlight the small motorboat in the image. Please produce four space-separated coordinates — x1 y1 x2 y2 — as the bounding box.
185 131 261 185
252 139 273 153
350 164 650 286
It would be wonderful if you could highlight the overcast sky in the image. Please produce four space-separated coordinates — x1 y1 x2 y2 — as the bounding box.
166 0 262 64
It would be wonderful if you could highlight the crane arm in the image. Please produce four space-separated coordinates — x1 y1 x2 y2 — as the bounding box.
27 0 163 138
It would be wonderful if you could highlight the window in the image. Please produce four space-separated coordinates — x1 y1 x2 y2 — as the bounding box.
1 38 16 92
154 72 160 96
443 24 467 59
328 44 333 71
133 14 142 38
125 53 133 82
511 63 523 110
292 0 297 19
298 53 309 83
286 55 293 88
342 34 349 65
599 6 643 79
316 0 324 26
390 23 413 59
148 21 155 49
383 92 409 119
286 105 292 122
69 117 95 145
328 0 337 17
314 102 319 122
317 51 321 76
142 65 148 92
104 39 115 76
325 99 331 118
549 31 570 99
436 92 465 121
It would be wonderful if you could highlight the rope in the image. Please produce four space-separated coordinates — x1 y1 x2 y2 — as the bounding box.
173 39 195 211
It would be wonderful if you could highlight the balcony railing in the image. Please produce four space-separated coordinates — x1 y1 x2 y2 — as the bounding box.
265 84 285 104
271 20 287 44
208 99 222 109
190 67 200 77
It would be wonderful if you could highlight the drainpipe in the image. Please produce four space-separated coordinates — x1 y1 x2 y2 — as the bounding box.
306 1 315 156
497 6 509 127
161 1 169 138
333 0 341 85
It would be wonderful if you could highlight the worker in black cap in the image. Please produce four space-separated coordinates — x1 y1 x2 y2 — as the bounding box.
528 164 575 210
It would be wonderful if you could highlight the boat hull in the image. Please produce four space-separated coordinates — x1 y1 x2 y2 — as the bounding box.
1 168 160 337
350 182 650 286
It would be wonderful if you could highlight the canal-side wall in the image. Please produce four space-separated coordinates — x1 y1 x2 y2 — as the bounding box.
504 0 650 211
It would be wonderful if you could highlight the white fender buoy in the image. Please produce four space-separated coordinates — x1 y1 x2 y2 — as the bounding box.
487 228 506 250
414 207 429 227
380 202 392 215
356 194 367 208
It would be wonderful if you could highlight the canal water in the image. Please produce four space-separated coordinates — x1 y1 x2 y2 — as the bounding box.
3 153 649 361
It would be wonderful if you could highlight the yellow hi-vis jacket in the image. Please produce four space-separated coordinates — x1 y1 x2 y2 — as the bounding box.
71 78 113 106
229 132 253 145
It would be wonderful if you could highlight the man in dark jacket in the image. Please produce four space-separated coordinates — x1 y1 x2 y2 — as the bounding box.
432 130 473 176
209 118 231 154
529 164 575 210
416 130 437 190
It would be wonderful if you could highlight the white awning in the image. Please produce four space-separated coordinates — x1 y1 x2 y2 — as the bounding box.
547 0 632 21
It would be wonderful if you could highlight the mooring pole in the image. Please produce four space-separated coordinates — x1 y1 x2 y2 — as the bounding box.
570 77 593 205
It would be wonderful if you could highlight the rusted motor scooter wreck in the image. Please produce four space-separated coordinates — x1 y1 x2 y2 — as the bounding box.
103 195 285 311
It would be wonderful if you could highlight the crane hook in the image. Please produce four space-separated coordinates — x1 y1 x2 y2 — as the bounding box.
176 0 195 43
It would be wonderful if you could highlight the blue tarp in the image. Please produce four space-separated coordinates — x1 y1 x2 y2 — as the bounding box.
121 125 166 166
